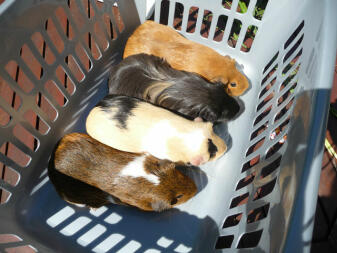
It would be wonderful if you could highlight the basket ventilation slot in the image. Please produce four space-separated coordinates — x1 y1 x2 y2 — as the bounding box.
216 19 304 250
155 0 268 52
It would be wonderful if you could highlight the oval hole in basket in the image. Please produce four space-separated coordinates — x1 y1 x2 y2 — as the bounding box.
5 60 35 94
55 66 76 96
230 192 249 208
88 33 103 61
54 7 68 42
31 32 56 65
65 55 85 82
269 117 290 143
260 155 282 178
253 177 277 200
75 43 92 72
228 19 242 48
4 245 37 253
283 35 303 65
173 2 184 31
254 105 272 126
237 0 250 13
93 22 109 51
222 0 233 10
200 10 213 39
0 188 11 204
186 6 199 33
0 142 31 167
257 92 274 112
223 213 242 228
112 3 125 33
253 0 269 20
261 64 278 86
278 83 297 106
259 78 276 100
0 107 11 127
237 229 263 248
284 21 304 49
102 13 117 40
68 0 87 31
242 155 260 172
246 137 265 157
215 235 234 249
36 92 58 122
159 0 170 25
0 234 22 243
23 109 50 135
213 15 228 42
13 124 39 151
236 172 255 190
274 97 294 123
280 66 299 92
266 138 285 159
0 77 22 111
45 80 68 107
241 25 258 52
2 166 20 187
263 52 279 74
250 122 268 141
88 0 95 19
282 49 302 75
21 44 43 80
247 203 270 223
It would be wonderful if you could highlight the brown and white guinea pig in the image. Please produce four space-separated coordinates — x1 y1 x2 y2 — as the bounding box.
48 133 197 212
108 54 242 122
86 95 227 166
123 20 249 97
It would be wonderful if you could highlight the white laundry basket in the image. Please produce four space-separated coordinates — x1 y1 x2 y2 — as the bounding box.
0 0 336 252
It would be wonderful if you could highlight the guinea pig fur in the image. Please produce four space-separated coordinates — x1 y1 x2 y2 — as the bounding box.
86 95 227 166
108 53 241 122
49 133 197 212
123 20 249 97
48 163 126 209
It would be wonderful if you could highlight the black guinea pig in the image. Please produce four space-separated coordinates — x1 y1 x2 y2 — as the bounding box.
48 133 197 212
108 53 242 122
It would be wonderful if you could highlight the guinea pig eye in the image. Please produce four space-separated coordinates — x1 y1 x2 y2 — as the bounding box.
230 82 237 88
176 194 183 199
170 198 178 205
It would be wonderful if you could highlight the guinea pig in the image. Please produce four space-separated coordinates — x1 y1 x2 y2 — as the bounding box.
123 20 249 96
108 53 241 122
48 133 197 212
86 95 227 166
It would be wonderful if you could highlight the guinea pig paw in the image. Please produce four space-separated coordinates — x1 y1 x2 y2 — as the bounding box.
193 117 203 122
151 200 171 212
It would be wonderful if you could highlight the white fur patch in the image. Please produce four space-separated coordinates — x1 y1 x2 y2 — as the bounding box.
141 120 205 159
120 156 160 185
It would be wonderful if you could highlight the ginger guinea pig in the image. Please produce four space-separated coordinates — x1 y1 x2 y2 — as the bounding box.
108 53 241 122
48 133 197 212
86 95 227 166
123 20 249 96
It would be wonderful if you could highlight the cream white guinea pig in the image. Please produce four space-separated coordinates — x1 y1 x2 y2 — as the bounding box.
86 95 227 166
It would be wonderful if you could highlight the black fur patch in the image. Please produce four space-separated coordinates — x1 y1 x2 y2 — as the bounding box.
108 54 242 122
96 94 137 129
208 139 218 159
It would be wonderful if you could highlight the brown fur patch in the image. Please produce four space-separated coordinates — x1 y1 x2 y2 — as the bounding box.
124 21 249 96
49 133 197 211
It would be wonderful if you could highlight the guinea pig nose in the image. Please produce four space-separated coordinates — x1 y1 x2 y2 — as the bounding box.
230 82 237 88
